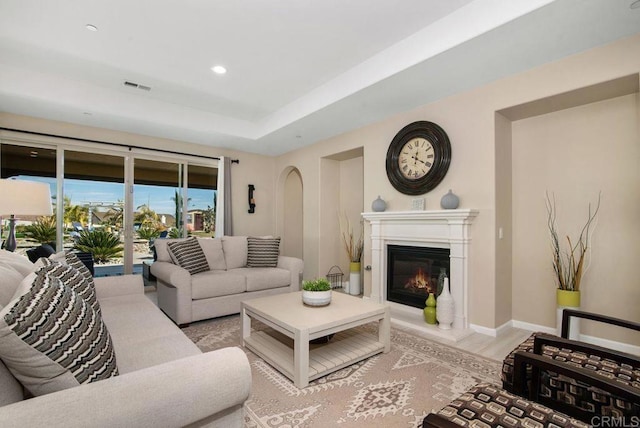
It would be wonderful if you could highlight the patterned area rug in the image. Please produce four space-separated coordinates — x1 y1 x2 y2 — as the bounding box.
182 315 501 428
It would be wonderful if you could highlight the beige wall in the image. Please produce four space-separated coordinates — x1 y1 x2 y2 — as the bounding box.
0 112 276 237
511 93 640 343
276 33 640 336
3 33 640 340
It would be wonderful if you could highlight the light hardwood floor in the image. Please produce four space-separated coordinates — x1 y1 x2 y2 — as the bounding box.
143 285 531 362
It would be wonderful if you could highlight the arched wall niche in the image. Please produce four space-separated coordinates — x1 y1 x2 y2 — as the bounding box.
276 166 304 260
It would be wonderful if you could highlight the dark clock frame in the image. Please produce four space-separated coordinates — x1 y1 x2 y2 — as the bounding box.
385 121 451 195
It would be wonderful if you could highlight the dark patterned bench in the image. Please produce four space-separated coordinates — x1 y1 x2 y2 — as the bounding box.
423 383 588 428
424 351 640 427
501 309 640 418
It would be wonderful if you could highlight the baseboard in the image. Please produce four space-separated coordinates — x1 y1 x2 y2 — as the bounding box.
511 320 557 335
470 320 514 337
580 334 640 356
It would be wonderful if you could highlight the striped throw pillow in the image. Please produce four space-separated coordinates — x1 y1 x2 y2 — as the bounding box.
0 271 118 396
247 237 281 268
38 259 101 317
167 237 210 275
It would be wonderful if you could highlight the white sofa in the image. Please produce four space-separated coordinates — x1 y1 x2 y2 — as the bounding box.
0 250 251 427
151 236 304 326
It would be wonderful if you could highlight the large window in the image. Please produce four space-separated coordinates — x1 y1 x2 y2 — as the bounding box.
1 138 218 276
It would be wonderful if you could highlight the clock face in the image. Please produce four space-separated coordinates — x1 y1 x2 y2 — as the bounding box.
398 137 434 180
385 121 451 195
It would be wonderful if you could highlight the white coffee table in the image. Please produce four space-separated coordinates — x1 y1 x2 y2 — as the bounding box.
241 291 390 388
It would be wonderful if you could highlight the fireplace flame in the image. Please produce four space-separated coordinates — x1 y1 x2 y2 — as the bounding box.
404 267 430 291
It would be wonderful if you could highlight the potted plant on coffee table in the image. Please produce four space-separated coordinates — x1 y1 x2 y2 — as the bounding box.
302 278 332 307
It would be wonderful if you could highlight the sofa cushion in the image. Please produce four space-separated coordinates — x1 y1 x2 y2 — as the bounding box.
0 265 24 307
198 238 227 271
152 238 174 263
235 267 291 292
98 293 200 373
0 359 23 406
247 236 281 268
0 249 35 277
222 236 248 269
167 237 210 275
0 271 118 396
38 259 101 316
192 271 247 299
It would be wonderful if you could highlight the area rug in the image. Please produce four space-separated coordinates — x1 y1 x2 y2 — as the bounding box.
182 315 501 428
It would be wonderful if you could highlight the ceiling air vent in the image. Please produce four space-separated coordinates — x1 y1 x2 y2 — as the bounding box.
123 80 151 91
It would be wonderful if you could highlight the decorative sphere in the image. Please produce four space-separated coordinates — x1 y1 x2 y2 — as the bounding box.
440 189 459 209
372 196 387 212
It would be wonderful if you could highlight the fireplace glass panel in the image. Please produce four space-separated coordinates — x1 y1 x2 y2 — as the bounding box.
387 245 450 309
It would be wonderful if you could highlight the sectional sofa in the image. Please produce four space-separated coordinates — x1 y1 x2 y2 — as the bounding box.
0 249 251 427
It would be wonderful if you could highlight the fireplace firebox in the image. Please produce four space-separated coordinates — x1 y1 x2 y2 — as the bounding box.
386 245 450 309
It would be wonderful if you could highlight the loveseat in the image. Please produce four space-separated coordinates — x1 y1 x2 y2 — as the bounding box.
151 236 303 326
0 249 251 427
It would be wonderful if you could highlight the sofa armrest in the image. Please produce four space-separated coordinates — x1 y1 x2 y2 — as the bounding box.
0 347 251 428
150 261 193 325
94 274 144 300
277 256 303 291
150 261 191 288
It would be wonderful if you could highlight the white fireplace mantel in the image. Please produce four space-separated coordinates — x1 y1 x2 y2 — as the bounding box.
362 209 478 341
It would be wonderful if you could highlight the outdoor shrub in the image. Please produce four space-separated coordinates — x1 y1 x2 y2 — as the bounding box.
24 216 57 244
74 229 123 264
137 226 161 240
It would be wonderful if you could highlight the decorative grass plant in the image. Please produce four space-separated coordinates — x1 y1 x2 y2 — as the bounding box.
546 192 601 292
339 214 364 263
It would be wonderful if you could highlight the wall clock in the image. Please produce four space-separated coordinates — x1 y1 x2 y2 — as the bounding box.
385 121 451 195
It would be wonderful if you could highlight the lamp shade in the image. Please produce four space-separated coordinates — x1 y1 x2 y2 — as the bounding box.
0 179 53 217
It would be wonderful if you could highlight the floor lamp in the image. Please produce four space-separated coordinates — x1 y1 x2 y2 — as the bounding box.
0 179 53 252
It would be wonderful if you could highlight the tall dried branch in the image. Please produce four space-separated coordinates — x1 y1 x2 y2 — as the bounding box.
545 192 601 292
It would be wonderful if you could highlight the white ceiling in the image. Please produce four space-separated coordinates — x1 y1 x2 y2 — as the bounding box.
0 0 639 155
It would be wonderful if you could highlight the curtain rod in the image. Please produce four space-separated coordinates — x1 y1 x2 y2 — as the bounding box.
0 127 239 164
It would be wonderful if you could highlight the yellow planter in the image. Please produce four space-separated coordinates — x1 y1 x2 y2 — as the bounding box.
556 289 580 307
349 262 361 272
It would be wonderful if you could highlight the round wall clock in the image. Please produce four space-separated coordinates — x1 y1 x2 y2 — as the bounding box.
385 121 451 195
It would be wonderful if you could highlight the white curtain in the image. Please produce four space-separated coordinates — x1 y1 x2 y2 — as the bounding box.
215 157 233 236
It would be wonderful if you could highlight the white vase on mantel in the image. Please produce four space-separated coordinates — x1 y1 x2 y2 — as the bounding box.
436 277 454 330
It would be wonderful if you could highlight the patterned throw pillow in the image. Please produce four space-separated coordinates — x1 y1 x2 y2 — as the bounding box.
38 260 101 317
167 237 210 275
247 237 281 268
0 271 118 396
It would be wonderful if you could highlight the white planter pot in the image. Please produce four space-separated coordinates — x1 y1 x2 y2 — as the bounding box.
349 272 361 295
302 290 332 307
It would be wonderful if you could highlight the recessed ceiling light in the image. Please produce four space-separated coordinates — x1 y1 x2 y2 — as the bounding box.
211 65 227 75
85 24 98 32
83 112 92 116
631 0 640 8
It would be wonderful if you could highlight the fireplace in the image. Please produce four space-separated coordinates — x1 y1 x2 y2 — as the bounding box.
362 210 478 341
387 245 449 309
